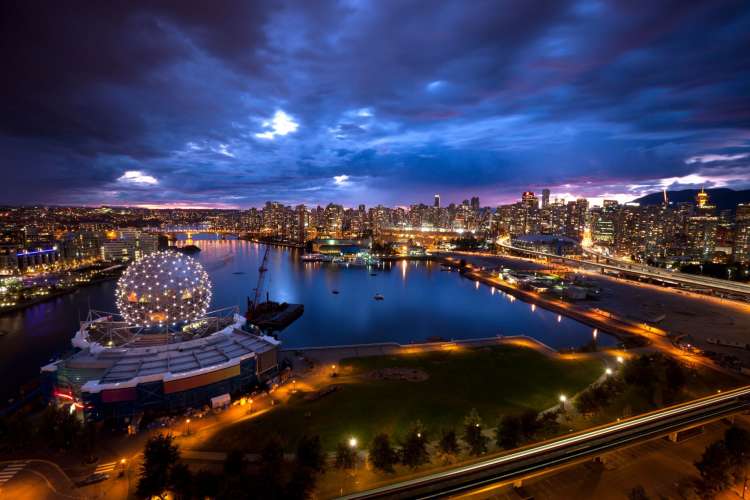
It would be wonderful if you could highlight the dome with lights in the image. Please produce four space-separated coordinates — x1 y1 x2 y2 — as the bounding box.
115 251 212 328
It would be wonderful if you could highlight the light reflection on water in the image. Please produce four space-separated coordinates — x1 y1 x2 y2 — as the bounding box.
0 237 615 401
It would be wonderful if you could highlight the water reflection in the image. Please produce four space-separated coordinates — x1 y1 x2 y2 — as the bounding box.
0 237 616 401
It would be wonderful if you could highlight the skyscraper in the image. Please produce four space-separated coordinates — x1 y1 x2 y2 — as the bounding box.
521 191 538 209
542 189 550 208
434 194 440 208
470 196 480 210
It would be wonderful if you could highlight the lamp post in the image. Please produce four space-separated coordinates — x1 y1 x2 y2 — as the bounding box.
559 394 567 411
185 418 191 436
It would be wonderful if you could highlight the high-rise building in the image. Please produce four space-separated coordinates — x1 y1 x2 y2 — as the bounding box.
521 191 538 210
434 194 440 208
542 189 550 209
470 196 480 210
733 203 750 263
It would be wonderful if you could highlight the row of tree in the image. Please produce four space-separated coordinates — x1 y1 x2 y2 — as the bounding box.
694 426 750 498
358 408 561 474
137 433 327 500
575 353 689 418
0 405 97 457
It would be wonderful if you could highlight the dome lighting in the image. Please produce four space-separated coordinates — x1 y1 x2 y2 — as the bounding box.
115 251 212 328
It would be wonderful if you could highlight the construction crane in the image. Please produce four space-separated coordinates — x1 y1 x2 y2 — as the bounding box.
246 245 270 322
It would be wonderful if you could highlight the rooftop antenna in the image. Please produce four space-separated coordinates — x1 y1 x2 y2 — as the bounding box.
662 188 668 205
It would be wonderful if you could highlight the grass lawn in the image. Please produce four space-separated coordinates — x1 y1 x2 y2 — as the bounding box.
203 345 603 452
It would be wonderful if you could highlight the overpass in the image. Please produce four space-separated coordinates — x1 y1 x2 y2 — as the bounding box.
497 241 750 300
341 385 750 499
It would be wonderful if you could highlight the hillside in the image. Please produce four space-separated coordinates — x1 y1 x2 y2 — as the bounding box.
632 188 750 212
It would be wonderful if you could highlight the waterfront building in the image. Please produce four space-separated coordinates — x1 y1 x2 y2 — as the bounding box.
511 234 580 256
41 252 280 423
101 230 158 261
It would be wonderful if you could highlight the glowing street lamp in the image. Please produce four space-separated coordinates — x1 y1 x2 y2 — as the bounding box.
185 418 191 435
349 437 358 448
559 394 567 411
616 355 624 364
605 367 613 376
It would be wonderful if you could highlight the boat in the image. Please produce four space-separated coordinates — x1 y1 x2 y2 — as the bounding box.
232 271 246 275
301 253 333 262
370 273 377 276
332 290 340 295
373 293 384 301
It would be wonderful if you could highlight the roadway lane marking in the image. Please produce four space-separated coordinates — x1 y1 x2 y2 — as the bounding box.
0 460 30 485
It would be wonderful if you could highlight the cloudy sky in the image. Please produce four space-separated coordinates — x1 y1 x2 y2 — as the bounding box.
1 0 749 208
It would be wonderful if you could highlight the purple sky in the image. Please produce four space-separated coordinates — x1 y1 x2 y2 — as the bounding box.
1 1 749 208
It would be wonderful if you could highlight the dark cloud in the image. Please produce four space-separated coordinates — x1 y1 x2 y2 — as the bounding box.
0 0 749 207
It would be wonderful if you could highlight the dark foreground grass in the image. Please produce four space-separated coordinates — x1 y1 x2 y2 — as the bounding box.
204 345 602 451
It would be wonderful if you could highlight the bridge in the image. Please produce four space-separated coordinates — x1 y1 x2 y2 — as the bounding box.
146 226 243 239
497 241 750 301
341 385 750 499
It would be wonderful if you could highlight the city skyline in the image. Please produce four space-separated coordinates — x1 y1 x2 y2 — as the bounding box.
2 1 750 208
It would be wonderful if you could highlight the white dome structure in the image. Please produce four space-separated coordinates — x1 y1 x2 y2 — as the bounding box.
115 251 212 328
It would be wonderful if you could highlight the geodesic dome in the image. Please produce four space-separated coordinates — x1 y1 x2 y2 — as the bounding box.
115 251 212 328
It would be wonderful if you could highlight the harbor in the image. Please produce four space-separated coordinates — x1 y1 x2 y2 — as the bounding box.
0 238 617 405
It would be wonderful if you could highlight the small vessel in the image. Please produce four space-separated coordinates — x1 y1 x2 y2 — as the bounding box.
301 253 333 262
332 290 340 295
373 293 384 301
370 273 377 276
232 271 245 275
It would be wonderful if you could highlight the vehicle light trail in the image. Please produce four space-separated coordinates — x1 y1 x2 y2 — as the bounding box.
341 385 750 499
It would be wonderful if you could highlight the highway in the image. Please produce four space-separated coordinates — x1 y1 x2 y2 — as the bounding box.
497 242 750 298
340 385 750 499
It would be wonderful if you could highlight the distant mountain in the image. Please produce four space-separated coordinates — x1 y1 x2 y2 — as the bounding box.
632 188 750 212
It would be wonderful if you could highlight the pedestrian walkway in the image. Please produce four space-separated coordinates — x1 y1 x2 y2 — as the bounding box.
0 460 29 486
94 461 118 474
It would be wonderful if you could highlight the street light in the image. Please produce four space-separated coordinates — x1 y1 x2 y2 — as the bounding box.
185 418 191 435
559 394 567 411
349 437 357 448
605 367 613 376
616 355 624 364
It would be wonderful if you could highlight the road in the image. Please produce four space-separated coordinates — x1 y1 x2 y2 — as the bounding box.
341 385 750 499
0 459 79 499
497 242 750 298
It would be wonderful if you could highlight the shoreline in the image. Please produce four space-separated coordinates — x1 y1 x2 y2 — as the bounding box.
0 274 120 317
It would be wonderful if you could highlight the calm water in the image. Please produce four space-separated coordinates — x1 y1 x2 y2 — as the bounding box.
0 236 614 401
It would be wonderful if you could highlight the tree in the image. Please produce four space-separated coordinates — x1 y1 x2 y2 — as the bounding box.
724 426 750 468
438 429 460 459
335 441 357 470
518 409 540 439
285 464 317 500
223 448 247 476
463 408 488 455
220 448 251 499
401 421 429 468
258 438 286 499
169 463 193 500
137 433 180 499
38 406 83 451
627 485 650 500
694 440 733 497
496 415 522 450
193 470 219 499
296 435 325 473
369 433 398 473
